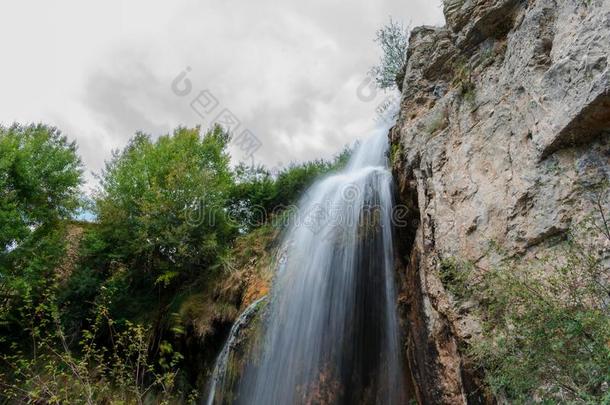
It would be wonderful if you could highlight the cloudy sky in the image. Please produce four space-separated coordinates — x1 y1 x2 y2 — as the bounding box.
0 0 444 188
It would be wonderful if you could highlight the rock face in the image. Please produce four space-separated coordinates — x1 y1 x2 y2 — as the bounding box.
390 0 610 403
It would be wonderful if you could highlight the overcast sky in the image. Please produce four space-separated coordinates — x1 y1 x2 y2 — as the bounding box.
0 0 444 188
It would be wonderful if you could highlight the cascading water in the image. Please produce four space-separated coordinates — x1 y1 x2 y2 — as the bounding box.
232 131 407 404
206 296 267 405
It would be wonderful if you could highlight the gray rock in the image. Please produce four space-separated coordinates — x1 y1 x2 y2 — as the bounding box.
392 0 610 403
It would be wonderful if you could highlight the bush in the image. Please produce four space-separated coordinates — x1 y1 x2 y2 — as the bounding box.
1 294 186 404
441 217 610 403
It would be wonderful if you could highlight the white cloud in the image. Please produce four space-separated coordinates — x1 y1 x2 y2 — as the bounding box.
0 0 444 189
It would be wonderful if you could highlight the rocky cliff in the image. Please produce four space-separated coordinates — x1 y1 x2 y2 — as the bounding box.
390 0 610 403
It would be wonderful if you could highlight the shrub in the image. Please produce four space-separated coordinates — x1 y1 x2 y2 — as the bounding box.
1 294 185 404
441 217 610 403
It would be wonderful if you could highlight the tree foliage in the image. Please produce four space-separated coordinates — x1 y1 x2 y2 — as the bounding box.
370 18 410 90
0 123 82 252
0 124 83 334
95 126 236 286
228 144 351 231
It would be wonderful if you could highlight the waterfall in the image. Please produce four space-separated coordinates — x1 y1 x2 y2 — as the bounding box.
206 296 267 405
235 131 406 404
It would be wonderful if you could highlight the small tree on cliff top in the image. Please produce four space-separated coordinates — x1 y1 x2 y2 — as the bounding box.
370 18 410 90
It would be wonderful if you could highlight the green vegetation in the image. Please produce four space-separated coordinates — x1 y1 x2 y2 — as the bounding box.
0 124 82 252
452 58 477 106
95 126 236 288
440 207 610 403
0 123 350 403
370 18 410 90
390 143 402 166
0 123 83 332
229 144 351 232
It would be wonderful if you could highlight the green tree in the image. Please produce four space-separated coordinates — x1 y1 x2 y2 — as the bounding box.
95 126 236 287
228 145 352 231
0 124 82 325
370 18 410 90
0 124 82 252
